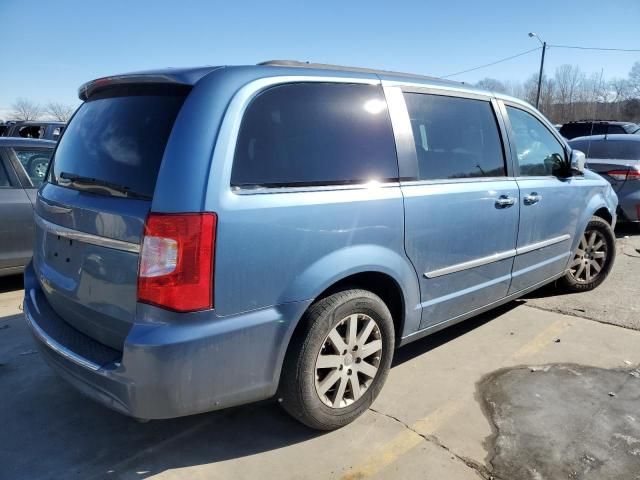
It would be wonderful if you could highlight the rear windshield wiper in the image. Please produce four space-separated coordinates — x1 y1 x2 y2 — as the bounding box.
58 172 152 200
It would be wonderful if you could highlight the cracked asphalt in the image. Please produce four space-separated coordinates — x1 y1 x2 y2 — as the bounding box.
0 227 639 479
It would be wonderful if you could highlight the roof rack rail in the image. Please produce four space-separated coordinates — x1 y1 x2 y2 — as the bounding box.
257 60 456 84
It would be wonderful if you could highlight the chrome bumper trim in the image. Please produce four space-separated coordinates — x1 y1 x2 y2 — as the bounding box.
24 291 101 371
35 214 140 254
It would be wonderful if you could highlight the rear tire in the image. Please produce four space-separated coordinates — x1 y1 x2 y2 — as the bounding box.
279 289 395 430
558 216 616 292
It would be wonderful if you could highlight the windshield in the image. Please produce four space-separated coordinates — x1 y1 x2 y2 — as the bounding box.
50 85 189 198
570 139 640 160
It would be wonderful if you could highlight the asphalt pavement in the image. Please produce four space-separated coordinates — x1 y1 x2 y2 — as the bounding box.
1 227 639 480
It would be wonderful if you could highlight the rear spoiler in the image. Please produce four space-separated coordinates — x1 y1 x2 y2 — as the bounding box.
78 75 190 101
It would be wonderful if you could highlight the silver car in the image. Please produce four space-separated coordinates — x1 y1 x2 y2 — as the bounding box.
569 134 640 223
0 138 55 276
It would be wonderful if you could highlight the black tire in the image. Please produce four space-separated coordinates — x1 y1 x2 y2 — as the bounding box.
279 289 395 430
558 216 616 292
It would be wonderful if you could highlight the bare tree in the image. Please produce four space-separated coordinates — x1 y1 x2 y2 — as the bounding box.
11 98 42 121
629 61 640 99
468 62 640 124
475 78 507 94
554 65 583 120
45 102 75 122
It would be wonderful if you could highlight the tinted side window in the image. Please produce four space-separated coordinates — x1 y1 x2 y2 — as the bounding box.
232 83 397 187
403 93 505 180
13 148 54 187
507 106 565 176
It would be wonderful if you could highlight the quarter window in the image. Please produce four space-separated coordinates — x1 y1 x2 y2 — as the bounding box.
506 106 565 177
403 93 506 180
231 83 398 188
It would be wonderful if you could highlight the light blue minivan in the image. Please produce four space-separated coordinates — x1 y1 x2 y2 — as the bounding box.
24 61 618 429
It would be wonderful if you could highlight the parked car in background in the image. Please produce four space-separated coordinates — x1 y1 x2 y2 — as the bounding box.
23 62 618 430
0 138 55 277
1 121 66 141
569 134 640 223
560 120 639 140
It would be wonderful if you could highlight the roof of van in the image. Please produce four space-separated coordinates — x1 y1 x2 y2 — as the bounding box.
77 61 528 106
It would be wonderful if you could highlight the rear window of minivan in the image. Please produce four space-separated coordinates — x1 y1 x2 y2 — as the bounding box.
50 85 189 199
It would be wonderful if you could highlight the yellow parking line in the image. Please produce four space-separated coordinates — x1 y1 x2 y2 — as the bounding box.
343 317 573 479
341 429 423 480
341 401 463 480
511 318 570 360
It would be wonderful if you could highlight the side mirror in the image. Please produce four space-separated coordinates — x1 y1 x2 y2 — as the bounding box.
570 149 586 175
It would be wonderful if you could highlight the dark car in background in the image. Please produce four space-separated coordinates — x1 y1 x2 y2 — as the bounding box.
0 121 66 142
569 134 640 223
560 120 639 140
0 138 55 276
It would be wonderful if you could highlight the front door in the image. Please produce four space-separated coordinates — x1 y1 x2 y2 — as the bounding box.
501 103 583 293
388 87 520 330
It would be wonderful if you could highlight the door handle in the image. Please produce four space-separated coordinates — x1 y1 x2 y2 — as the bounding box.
495 195 516 208
523 192 542 205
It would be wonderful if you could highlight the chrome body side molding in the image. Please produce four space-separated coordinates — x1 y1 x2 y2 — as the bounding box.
424 234 571 278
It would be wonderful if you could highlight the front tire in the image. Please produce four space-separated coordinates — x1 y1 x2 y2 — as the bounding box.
279 289 395 430
558 216 616 292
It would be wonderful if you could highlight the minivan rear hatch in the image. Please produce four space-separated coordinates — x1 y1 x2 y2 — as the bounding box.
34 82 190 350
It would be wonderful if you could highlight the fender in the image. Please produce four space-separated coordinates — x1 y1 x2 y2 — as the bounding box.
570 185 617 256
279 243 422 339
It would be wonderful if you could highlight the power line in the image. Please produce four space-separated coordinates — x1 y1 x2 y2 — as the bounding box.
551 44 640 52
549 44 640 52
441 47 541 78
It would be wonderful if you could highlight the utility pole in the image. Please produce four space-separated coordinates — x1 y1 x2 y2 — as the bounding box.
529 33 546 109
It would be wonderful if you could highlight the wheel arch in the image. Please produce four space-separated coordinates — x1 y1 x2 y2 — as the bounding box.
274 246 422 392
571 192 617 253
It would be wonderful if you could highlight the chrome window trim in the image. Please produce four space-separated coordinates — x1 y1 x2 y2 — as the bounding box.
400 177 515 187
24 293 101 371
424 234 571 278
35 215 140 254
233 181 401 195
382 80 493 102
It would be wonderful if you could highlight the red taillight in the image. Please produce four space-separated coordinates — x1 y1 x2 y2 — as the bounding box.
627 169 640 180
607 169 640 181
137 213 216 312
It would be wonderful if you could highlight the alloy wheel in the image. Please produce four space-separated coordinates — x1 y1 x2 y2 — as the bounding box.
314 313 383 408
569 229 608 283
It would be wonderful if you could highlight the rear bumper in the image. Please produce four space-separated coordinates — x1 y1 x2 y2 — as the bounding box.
23 262 311 419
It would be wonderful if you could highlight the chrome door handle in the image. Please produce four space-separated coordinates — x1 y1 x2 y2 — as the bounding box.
523 192 542 205
495 195 516 208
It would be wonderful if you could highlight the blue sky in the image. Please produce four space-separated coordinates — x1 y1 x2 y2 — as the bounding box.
0 0 638 117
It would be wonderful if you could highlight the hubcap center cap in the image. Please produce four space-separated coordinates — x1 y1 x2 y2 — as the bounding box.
343 353 354 366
